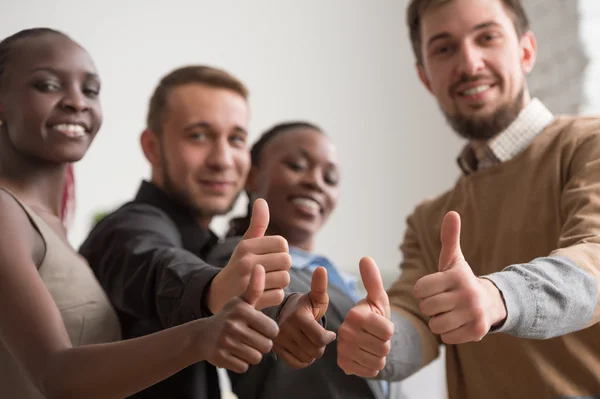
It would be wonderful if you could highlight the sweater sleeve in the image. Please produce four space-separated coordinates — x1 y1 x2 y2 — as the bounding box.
485 124 600 339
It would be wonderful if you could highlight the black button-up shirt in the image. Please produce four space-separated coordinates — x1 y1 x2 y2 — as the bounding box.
79 181 223 399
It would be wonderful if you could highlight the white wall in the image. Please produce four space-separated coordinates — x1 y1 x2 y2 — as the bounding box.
2 1 471 398
580 0 600 115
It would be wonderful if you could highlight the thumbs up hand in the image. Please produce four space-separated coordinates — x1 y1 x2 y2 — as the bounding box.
414 211 507 344
209 199 292 313
201 265 279 373
273 267 337 368
337 257 394 377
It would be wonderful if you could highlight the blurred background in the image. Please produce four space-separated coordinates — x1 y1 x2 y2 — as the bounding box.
2 0 597 397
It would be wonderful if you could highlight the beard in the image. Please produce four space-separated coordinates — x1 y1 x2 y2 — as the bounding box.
160 147 240 221
443 78 526 141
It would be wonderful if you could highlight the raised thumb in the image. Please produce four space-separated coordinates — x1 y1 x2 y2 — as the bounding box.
439 211 465 272
241 264 265 307
359 257 390 316
242 198 269 240
309 266 329 320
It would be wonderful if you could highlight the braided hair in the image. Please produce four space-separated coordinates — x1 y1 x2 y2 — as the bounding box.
226 121 323 237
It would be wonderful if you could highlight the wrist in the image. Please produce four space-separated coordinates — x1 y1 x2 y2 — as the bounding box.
480 278 507 327
189 318 211 362
277 293 301 325
207 273 223 314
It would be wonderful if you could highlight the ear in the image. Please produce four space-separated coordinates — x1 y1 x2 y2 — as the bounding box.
417 63 433 93
245 165 259 194
140 129 162 168
520 31 537 75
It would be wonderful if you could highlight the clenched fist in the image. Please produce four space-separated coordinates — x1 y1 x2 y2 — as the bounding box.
337 257 394 377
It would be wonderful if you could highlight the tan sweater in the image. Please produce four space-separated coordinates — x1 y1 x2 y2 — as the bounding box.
388 116 600 399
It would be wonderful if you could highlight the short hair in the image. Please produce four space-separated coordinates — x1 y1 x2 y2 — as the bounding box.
146 65 249 135
0 28 68 89
406 0 530 65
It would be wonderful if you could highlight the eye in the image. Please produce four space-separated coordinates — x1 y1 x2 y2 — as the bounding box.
189 132 207 141
435 46 449 54
83 86 100 98
229 134 247 147
432 43 455 57
324 170 339 186
285 160 306 172
479 32 500 45
34 81 60 92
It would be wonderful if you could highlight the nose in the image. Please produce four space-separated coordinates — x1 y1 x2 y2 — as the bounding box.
300 167 325 192
457 43 485 77
206 138 235 170
60 86 89 113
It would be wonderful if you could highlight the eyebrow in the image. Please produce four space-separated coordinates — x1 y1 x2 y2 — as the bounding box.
427 21 501 46
297 148 338 168
29 66 100 80
183 121 247 135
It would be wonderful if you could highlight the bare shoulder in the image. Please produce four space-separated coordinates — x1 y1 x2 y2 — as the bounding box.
0 190 39 265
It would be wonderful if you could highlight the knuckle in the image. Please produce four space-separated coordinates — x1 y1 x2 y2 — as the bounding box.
261 339 274 353
283 254 292 269
347 306 361 318
472 306 486 321
472 320 489 338
281 271 291 287
275 236 289 252
384 321 395 340
338 323 353 340
223 319 241 335
216 348 228 360
315 346 326 358
382 340 392 356
366 312 381 325
441 334 453 345
463 285 480 301
236 240 250 254
428 318 440 334
317 334 330 347
249 351 262 365
367 369 379 378
273 289 285 305
412 283 423 299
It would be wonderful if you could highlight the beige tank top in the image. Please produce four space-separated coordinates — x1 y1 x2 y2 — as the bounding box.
0 188 122 398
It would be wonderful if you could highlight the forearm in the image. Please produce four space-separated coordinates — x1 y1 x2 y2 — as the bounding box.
484 255 597 339
90 244 220 327
41 320 203 399
375 310 423 381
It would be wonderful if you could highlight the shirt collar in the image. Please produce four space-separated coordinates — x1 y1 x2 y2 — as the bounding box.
457 98 555 175
134 180 218 255
289 246 316 269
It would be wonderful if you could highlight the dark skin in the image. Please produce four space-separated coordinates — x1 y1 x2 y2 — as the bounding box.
0 33 279 399
246 128 341 367
0 34 102 241
247 128 340 251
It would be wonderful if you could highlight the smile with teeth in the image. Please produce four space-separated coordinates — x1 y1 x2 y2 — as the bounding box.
459 84 492 96
51 124 87 138
291 197 321 214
